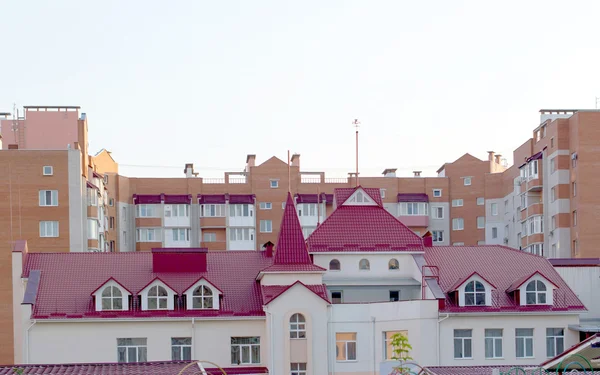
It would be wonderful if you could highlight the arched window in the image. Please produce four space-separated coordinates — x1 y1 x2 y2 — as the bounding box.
525 280 547 305
290 313 306 339
464 280 486 306
192 285 213 309
388 259 399 270
147 285 169 310
329 259 341 271
101 286 122 310
359 259 370 270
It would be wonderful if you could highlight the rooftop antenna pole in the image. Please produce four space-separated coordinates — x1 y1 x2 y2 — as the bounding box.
352 119 361 187
596 97 600 109
287 150 291 193
12 103 17 144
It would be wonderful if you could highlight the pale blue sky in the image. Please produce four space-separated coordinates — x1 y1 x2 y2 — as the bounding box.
2 1 600 178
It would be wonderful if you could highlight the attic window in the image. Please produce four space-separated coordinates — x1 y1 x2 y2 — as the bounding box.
192 286 213 309
525 280 547 305
101 286 123 310
388 259 399 270
329 259 341 271
148 285 169 310
359 259 370 270
464 281 486 306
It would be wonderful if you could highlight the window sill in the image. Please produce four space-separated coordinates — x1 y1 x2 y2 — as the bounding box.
453 357 473 360
336 360 358 363
485 357 504 360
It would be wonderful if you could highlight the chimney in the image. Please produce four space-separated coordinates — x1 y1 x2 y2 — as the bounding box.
413 171 422 177
487 151 495 162
291 154 300 168
264 241 274 257
422 231 433 247
184 163 198 178
152 248 207 272
494 154 502 164
8 144 18 150
382 168 397 178
246 154 256 168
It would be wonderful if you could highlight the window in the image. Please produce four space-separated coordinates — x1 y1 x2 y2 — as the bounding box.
230 228 253 241
453 330 472 359
230 204 253 217
291 363 307 375
525 280 547 305
432 231 443 243
452 218 464 230
399 202 428 215
201 204 225 217
88 188 98 206
203 232 217 242
192 285 213 309
528 160 539 179
491 203 498 216
147 285 169 310
552 215 556 230
336 333 357 361
165 204 189 217
550 158 556 173
331 291 343 304
573 182 577 197
573 210 577 226
477 197 484 206
260 220 272 233
573 239 579 255
282 202 286 209
231 337 260 365
270 179 279 188
39 221 59 237
88 219 98 240
492 227 498 239
329 259 341 271
384 331 408 360
136 228 161 242
136 204 157 217
527 243 543 256
39 190 58 206
101 286 123 310
551 187 556 202
109 216 115 229
389 290 400 301
551 137 554 148
528 215 544 234
259 202 272 210
298 203 317 217
453 242 465 246
388 259 399 270
516 328 534 358
172 228 190 242
109 198 114 206
380 188 386 199
433 189 442 197
452 199 464 207
477 216 485 229
171 338 192 361
302 227 316 238
432 206 444 219
464 280 486 306
43 166 53 175
572 153 577 168
289 313 306 339
546 328 564 357
464 177 472 186
117 338 147 363
484 329 503 359
359 259 370 270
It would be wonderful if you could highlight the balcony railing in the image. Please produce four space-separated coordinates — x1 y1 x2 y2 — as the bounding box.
202 178 225 184
301 177 321 184
228 177 247 184
324 178 348 184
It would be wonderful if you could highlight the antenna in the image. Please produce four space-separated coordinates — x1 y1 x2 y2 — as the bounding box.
352 119 361 187
287 150 291 193
596 97 600 109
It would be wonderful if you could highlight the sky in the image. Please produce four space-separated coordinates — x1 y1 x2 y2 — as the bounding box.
2 1 600 178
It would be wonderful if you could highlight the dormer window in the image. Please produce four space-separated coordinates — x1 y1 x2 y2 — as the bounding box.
148 285 169 310
92 278 131 312
343 188 377 206
102 286 123 310
192 286 213 309
464 281 486 306
525 280 547 305
184 278 222 310
508 272 557 306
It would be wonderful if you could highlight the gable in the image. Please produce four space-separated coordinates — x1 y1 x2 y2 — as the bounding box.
341 188 378 206
183 277 223 295
262 282 330 305
256 156 288 168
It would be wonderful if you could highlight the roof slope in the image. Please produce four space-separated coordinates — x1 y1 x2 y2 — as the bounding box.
306 188 424 252
0 362 268 374
423 246 586 313
261 282 330 305
23 251 274 319
334 186 383 206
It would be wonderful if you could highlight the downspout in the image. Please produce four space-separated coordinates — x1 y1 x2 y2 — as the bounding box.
371 317 376 375
191 318 196 360
265 309 274 375
328 305 335 375
25 320 36 364
437 314 450 366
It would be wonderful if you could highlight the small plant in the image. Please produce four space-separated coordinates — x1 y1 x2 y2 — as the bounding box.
391 333 413 374
12 368 24 375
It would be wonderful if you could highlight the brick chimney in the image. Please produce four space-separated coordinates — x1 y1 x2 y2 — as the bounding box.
291 154 300 168
422 231 433 247
487 151 495 162
264 241 274 257
494 154 502 164
152 248 207 272
184 163 198 178
413 171 422 177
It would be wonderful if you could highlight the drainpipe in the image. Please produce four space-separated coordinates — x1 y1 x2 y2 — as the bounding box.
437 314 450 365
328 306 335 375
371 317 376 375
191 318 196 360
25 320 36 364
265 309 275 374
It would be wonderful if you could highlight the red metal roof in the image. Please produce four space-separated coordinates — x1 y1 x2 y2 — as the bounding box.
261 281 330 305
549 258 600 267
423 246 586 313
447 271 498 292
306 189 424 252
0 362 268 374
334 186 383 206
23 251 274 319
506 271 560 293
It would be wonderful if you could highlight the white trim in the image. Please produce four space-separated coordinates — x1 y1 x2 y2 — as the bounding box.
92 280 131 312
139 280 176 311
31 316 267 323
308 251 425 255
341 188 378 206
183 279 222 310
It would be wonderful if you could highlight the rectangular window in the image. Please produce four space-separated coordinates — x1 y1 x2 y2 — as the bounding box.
136 228 161 242
389 290 400 302
527 243 543 256
452 199 463 207
39 221 59 237
528 215 544 234
550 158 556 173
384 331 408 361
270 179 279 188
136 204 157 218
491 203 498 216
259 202 272 210
546 328 564 358
39 190 58 206
172 228 190 242
171 337 192 361
399 202 428 215
485 329 503 359
453 242 465 246
87 188 98 206
551 137 554 148
432 206 444 219
117 338 147 363
230 228 253 241
298 203 318 217
432 230 443 243
551 187 556 202
291 363 307 375
331 291 343 304
516 329 534 358
433 189 442 197
573 239 579 255
109 198 114 206
43 166 53 175
453 218 464 231
573 182 577 197
572 153 577 168
203 232 217 242
477 217 485 229
573 210 577 226
477 197 484 206
552 215 556 230
88 219 98 240
336 333 357 361
505 225 509 237
380 188 386 199
109 217 115 229
260 220 272 233
492 227 498 239
229 204 252 217
463 177 472 186
166 204 189 217
200 204 225 217
453 329 472 359
231 337 260 365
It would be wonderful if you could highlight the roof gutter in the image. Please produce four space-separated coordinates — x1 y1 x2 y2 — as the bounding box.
438 311 583 317
31 316 266 323
25 320 36 364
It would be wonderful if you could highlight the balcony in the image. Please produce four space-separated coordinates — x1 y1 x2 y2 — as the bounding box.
397 215 429 227
200 241 227 251
199 217 226 227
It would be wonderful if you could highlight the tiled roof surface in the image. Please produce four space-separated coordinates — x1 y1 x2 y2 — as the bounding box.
270 193 314 266
334 187 383 206
423 246 586 313
23 251 274 319
260 264 326 272
261 282 330 305
0 362 268 374
549 258 600 266
425 366 518 375
306 195 424 252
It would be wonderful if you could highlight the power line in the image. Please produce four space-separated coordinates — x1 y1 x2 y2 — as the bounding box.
119 163 443 171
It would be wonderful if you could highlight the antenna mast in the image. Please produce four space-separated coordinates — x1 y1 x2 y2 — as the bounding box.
352 119 361 187
596 97 600 109
287 150 291 193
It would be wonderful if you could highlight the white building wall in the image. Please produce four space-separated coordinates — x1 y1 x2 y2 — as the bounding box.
485 198 504 245
439 314 579 366
68 149 85 252
117 203 135 252
555 266 600 324
428 203 450 246
313 254 422 282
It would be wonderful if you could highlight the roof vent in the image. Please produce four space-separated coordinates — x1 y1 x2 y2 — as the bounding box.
413 171 422 177
382 168 397 177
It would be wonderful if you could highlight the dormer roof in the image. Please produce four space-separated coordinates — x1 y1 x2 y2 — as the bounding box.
447 272 497 292
137 277 177 295
90 277 132 296
506 271 559 293
261 281 330 305
334 186 383 207
183 276 224 295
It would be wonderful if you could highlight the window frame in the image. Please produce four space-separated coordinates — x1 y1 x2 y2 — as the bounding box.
331 291 343 304
452 199 464 207
39 190 58 206
477 197 484 206
259 202 272 210
200 204 225 217
525 280 547 305
399 202 428 216
329 259 341 271
452 218 464 231
260 220 273 233
203 232 217 242
192 285 214 309
383 331 408 361
477 216 485 229
432 230 443 243
230 337 261 365
117 338 147 363
484 329 503 359
101 285 123 311
463 177 472 186
335 332 357 362
491 202 498 216
289 313 306 339
432 206 444 219
358 259 370 270
432 189 442 197
270 179 279 188
39 221 59 238
453 329 472 359
516 328 534 358
464 280 486 306
291 363 307 375
43 166 53 176
171 337 192 361
147 285 169 310
388 258 399 270
546 328 565 358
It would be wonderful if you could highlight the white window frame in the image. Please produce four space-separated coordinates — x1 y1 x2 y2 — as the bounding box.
546 328 564 358
229 204 253 217
432 230 443 243
136 204 158 218
117 338 147 363
516 328 534 358
433 189 442 197
101 286 124 311
147 285 169 310
291 363 307 375
298 203 318 217
136 228 161 242
290 313 306 339
432 206 444 219
452 218 464 231
260 220 272 233
399 202 428 216
39 190 58 206
380 188 386 199
192 285 214 309
477 217 485 229
550 158 556 173
525 280 547 305
477 197 484 206
230 337 261 365
172 228 190 242
463 177 472 186
200 204 225 217
270 179 279 188
336 332 357 362
492 227 498 239
43 166 53 176
383 331 408 361
452 199 463 207
259 202 272 210
484 329 503 359
229 228 254 241
464 280 486 306
203 232 217 242
171 337 192 361
39 221 59 237
88 219 99 240
491 202 498 216
453 329 472 359
166 204 189 217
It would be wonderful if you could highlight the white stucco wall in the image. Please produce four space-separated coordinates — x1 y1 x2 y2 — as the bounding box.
68 149 85 251
313 253 422 282
555 266 600 324
260 273 324 286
